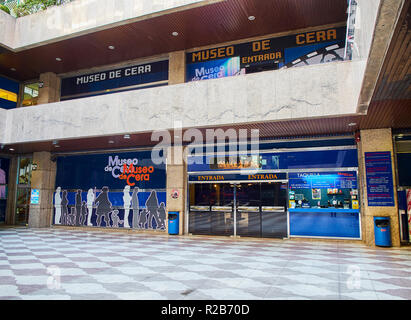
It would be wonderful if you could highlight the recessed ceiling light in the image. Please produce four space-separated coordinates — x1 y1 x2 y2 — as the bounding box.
172 32 179 36
9 148 15 151
10 68 16 71
56 57 62 62
108 45 115 50
248 15 256 21
348 123 357 127
108 140 115 144
54 145 60 148
124 134 130 139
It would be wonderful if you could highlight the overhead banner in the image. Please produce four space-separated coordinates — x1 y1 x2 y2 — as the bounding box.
186 26 346 82
188 149 358 172
189 172 287 182
60 60 169 99
54 151 167 230
365 151 395 207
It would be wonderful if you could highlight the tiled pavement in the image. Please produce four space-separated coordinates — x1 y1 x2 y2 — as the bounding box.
0 227 410 300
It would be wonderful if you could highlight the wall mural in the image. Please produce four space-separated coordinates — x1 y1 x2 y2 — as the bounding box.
53 151 167 230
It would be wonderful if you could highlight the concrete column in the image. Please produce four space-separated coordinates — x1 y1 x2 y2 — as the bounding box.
5 156 18 225
166 146 187 235
358 128 401 247
169 51 186 85
37 72 61 105
28 152 56 228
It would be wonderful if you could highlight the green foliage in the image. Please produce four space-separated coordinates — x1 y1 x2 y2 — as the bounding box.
15 0 64 17
0 4 11 14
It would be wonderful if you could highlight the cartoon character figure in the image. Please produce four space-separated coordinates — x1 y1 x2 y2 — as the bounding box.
54 187 62 225
157 202 166 230
123 185 132 228
131 187 140 229
80 201 88 226
75 190 82 226
146 190 159 229
86 188 95 227
61 190 69 225
94 187 112 227
111 210 124 228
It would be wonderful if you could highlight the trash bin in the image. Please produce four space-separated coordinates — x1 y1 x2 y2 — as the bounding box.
374 217 391 247
168 211 179 235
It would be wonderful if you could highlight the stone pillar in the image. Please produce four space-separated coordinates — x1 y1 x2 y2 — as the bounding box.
5 156 18 225
166 146 187 235
37 72 61 105
169 51 186 85
358 128 401 247
28 152 56 228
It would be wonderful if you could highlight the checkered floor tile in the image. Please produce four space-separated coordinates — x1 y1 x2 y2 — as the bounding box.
0 227 410 300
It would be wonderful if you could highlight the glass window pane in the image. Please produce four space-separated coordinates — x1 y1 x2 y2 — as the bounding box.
22 83 39 107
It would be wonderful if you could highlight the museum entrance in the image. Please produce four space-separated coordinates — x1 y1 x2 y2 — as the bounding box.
188 182 288 238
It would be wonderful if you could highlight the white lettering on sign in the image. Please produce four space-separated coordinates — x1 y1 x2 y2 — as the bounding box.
104 155 139 178
75 64 152 86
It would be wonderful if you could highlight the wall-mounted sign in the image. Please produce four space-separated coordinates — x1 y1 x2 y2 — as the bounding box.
61 60 169 99
54 151 167 231
365 151 395 207
288 171 357 189
30 189 40 204
0 76 19 110
186 26 346 82
170 189 180 199
189 172 287 182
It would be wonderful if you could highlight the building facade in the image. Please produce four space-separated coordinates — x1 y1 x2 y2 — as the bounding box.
0 0 410 247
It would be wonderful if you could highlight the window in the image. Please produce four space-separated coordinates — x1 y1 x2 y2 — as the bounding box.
21 82 39 107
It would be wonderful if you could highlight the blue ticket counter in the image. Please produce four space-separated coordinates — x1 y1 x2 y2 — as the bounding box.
289 208 360 239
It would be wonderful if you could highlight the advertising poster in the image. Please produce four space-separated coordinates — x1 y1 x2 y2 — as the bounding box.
186 57 241 82
186 26 346 81
365 151 395 207
54 151 166 230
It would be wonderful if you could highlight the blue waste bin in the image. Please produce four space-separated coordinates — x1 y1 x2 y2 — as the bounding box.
168 211 179 235
374 217 391 247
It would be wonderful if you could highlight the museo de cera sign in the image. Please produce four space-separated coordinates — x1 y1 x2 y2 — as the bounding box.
186 26 346 81
60 60 169 99
53 151 166 230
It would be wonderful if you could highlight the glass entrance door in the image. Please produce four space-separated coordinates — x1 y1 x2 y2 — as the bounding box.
189 183 234 236
15 157 32 225
189 181 288 238
236 182 288 238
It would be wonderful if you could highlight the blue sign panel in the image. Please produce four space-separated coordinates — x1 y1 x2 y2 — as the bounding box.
289 210 360 238
188 149 358 172
54 151 167 230
0 76 19 110
289 171 357 189
30 189 40 205
365 151 395 207
60 60 169 99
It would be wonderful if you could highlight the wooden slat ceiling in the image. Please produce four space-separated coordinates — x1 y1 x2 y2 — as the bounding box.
0 0 348 81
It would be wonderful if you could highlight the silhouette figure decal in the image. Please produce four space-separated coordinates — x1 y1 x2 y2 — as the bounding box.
53 186 166 230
